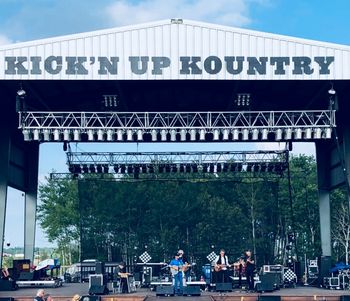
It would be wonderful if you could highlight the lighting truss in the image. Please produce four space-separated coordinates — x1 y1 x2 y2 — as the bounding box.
18 110 335 142
64 150 289 179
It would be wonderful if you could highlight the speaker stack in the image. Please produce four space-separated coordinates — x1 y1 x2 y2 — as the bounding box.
156 285 174 296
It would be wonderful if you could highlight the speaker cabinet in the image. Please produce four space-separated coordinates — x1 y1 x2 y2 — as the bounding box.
216 282 232 292
88 285 108 295
183 285 201 296
95 262 105 275
156 285 174 296
0 298 14 301
0 280 17 291
258 296 281 301
81 296 101 301
340 296 350 301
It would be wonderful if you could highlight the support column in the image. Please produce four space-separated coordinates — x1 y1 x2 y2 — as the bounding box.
316 141 332 257
24 143 39 262
0 130 10 268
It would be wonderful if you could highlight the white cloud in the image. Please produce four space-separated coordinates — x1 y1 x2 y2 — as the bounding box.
105 0 263 27
0 34 12 46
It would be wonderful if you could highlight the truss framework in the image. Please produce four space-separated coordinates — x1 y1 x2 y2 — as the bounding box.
19 110 335 130
67 150 288 166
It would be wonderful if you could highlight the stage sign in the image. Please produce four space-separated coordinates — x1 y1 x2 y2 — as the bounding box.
0 20 349 80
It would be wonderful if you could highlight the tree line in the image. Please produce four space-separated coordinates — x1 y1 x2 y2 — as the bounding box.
37 155 349 268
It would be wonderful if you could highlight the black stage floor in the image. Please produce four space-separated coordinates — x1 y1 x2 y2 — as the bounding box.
1 284 350 298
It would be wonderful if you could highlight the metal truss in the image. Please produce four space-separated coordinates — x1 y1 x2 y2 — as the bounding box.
49 172 284 181
67 150 288 166
65 150 289 179
18 110 336 142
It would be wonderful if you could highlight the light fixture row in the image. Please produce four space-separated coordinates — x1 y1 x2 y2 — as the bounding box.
22 127 333 142
68 162 287 175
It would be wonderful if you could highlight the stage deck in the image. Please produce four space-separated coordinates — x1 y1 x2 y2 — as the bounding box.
1 284 350 301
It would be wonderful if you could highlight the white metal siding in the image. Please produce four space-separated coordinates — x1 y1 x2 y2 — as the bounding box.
0 19 349 80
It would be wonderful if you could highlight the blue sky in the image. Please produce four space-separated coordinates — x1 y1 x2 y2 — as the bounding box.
1 0 349 248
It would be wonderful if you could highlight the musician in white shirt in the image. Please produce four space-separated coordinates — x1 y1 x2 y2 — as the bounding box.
213 249 230 283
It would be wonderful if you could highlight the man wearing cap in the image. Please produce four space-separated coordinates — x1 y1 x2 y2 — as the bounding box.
169 253 184 295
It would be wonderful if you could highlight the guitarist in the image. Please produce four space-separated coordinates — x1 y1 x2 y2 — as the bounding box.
214 249 231 283
178 249 190 282
244 250 255 291
169 253 184 295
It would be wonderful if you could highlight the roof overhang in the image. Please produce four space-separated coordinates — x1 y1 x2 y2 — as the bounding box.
1 19 350 80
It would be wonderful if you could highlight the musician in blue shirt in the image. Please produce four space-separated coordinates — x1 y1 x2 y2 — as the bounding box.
169 253 184 295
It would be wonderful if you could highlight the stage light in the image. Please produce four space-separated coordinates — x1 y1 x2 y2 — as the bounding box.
97 165 103 173
97 129 104 141
199 129 206 141
294 128 302 139
126 129 133 141
314 128 322 139
185 164 191 173
82 165 89 173
190 129 196 141
117 129 124 141
165 165 171 173
275 129 282 141
285 128 292 140
53 129 60 141
192 164 198 173
137 130 143 141
151 129 158 141
305 128 312 139
223 163 228 172
232 129 239 140
107 129 114 141
222 129 229 140
89 164 96 173
33 129 40 141
73 129 81 141
252 129 259 140
202 163 209 173
325 128 332 139
23 129 31 141
261 128 268 140
161 129 167 141
120 164 126 173
113 164 119 173
103 165 109 173
213 129 220 141
216 163 222 172
87 129 94 141
209 163 215 173
170 129 177 141
63 129 70 141
179 164 185 173
148 165 154 173
141 164 147 173
172 164 178 173
127 165 133 174
68 165 75 173
242 129 249 140
180 129 187 141
17 88 26 97
158 165 165 173
43 129 50 141
328 85 336 95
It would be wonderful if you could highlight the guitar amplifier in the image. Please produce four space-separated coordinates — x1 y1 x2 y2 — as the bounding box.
262 265 283 273
89 274 103 288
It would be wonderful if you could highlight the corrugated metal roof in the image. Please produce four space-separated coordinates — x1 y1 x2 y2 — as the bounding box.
0 19 349 80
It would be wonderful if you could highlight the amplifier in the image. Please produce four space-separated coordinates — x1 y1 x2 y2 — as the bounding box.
156 285 174 296
263 265 283 273
89 274 103 288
